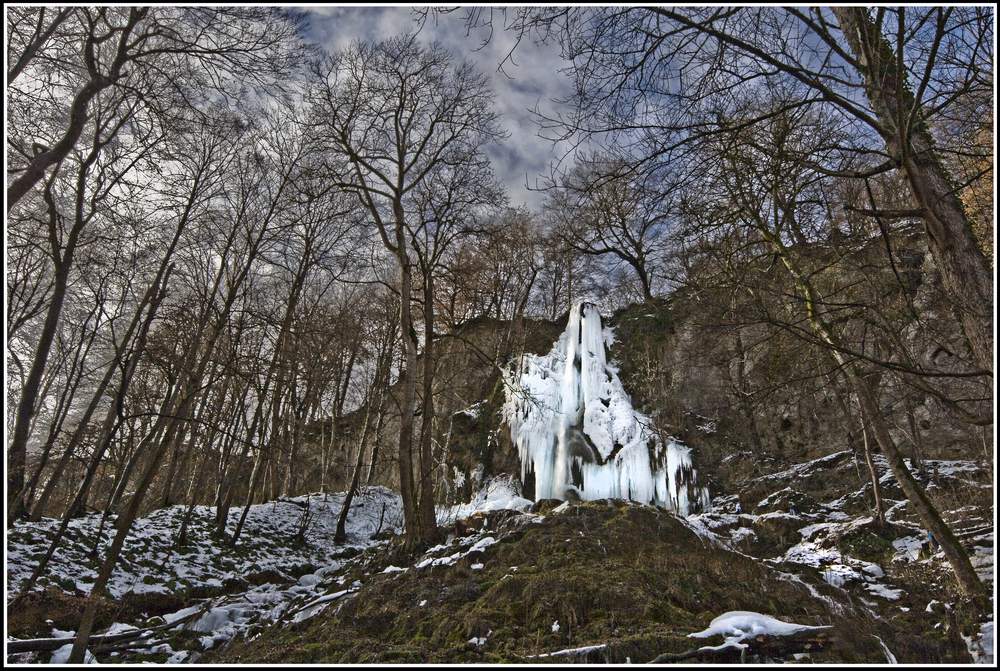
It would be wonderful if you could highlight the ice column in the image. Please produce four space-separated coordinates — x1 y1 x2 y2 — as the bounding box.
503 302 710 514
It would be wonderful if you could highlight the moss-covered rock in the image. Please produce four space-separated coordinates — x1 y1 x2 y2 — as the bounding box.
212 500 939 664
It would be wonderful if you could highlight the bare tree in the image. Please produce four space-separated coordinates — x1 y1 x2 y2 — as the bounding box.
6 5 307 525
309 35 505 548
548 156 675 301
686 101 984 596
441 5 994 372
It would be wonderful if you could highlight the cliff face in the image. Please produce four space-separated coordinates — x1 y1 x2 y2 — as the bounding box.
606 293 986 500
447 297 984 511
444 277 986 512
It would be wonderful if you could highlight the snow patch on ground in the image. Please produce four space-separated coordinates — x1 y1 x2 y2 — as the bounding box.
689 610 829 652
414 536 497 569
438 475 532 524
8 487 403 600
8 488 403 663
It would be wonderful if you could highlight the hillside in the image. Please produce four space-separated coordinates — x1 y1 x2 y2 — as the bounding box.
8 294 993 665
7 451 991 664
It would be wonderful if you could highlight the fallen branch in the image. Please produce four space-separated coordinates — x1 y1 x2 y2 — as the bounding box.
7 605 204 654
90 636 170 655
649 629 832 663
842 205 926 220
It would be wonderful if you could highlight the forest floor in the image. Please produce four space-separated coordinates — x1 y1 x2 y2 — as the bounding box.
7 487 405 663
5 455 994 664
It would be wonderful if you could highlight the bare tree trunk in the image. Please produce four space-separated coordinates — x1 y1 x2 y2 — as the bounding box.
366 372 393 487
319 408 328 496
635 262 654 302
17 265 174 594
156 418 193 509
852 373 981 594
91 389 174 538
228 429 268 546
856 398 886 526
282 373 308 497
14 304 100 518
905 395 925 472
161 358 223 510
416 274 441 544
229 250 311 541
68 400 178 662
392 214 420 546
337 313 395 541
831 377 888 526
365 330 398 487
334 395 375 544
9 261 72 524
19 135 205 523
212 382 252 532
833 6 994 374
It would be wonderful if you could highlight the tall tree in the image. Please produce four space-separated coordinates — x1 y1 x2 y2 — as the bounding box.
309 35 505 547
443 5 994 372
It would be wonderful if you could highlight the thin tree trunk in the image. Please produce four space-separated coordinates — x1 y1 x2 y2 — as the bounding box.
365 332 397 488
67 400 178 663
63 266 175 521
852 373 981 594
905 395 925 472
17 266 174 594
20 138 204 523
334 393 375 544
416 273 441 543
831 378 887 526
337 316 395 541
14 306 99 518
366 409 386 487
857 398 886 526
9 261 72 524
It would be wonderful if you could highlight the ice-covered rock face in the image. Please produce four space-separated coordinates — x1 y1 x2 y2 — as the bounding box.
503 302 710 514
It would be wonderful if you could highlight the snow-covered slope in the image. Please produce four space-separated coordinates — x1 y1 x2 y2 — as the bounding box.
503 302 709 513
7 488 404 663
7 488 402 600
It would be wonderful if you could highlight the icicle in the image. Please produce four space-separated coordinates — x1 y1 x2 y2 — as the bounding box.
503 301 710 514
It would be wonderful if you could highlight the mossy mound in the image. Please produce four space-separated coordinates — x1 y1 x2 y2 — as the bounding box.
214 500 907 663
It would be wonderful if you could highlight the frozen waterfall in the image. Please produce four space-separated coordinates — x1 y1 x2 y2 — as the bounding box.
503 302 710 515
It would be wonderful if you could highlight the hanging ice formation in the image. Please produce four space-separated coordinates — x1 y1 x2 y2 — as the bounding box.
503 302 710 515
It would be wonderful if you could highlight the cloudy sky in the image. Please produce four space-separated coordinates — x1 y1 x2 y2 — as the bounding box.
300 6 575 210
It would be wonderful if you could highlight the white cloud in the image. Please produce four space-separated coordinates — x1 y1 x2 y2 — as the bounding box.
300 6 574 210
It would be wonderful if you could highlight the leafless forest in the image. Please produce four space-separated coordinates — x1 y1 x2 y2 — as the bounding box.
5 5 994 665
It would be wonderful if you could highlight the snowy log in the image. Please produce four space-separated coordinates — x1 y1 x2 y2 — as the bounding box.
6 607 203 653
